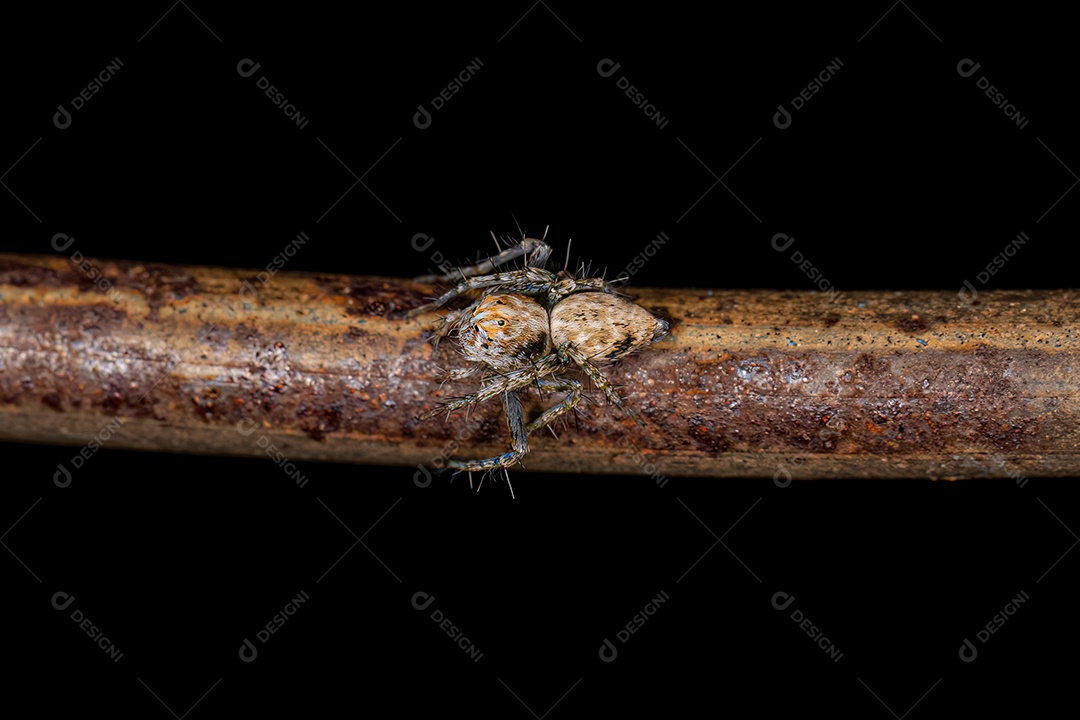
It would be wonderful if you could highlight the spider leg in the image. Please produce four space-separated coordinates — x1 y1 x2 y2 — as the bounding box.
525 377 583 435
447 390 529 472
567 275 629 295
413 238 553 284
436 365 481 388
416 354 559 421
406 267 556 318
427 306 472 349
558 344 646 426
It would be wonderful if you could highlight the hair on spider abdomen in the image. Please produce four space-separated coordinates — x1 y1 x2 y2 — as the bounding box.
410 233 669 482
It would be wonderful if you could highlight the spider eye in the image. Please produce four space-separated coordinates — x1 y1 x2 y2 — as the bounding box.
497 320 505 326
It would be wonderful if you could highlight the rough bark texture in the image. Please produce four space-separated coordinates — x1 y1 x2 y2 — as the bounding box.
1 252 1077 479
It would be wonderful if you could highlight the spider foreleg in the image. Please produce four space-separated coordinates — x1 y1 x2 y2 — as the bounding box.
447 390 529 473
415 354 557 421
413 238 553 285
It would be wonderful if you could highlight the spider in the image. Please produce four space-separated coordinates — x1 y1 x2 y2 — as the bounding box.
408 234 670 475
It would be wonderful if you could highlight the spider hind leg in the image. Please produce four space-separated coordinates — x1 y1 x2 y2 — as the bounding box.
559 344 646 426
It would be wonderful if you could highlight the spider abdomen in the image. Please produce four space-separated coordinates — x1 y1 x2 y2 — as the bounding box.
550 292 668 361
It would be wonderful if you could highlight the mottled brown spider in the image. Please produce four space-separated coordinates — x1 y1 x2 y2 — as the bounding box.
408 235 669 476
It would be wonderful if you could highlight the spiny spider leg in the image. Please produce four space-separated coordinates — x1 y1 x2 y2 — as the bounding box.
435 365 481 389
407 267 556 318
427 306 473 349
524 377 583 435
416 354 560 421
413 238 553 284
539 275 628 308
447 390 529 472
558 344 646 426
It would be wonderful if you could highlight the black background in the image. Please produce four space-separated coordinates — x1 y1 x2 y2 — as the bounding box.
2 3 1077 717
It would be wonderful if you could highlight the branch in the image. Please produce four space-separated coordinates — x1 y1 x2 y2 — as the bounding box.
1 252 1076 479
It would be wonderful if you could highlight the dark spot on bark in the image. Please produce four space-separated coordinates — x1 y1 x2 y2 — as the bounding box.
343 327 370 343
687 413 730 453
342 278 412 319
42 393 64 412
127 265 200 320
297 401 343 442
894 315 930 333
854 353 877 375
822 313 841 328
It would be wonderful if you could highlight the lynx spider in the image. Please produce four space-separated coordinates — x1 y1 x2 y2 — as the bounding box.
408 231 670 479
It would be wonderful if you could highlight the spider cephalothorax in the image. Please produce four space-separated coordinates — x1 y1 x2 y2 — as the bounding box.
409 235 669 476
460 293 551 372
